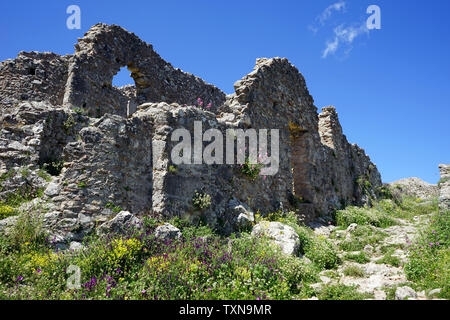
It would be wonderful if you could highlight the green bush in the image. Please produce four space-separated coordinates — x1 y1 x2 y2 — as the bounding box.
304 237 340 270
279 257 319 294
0 203 16 220
336 206 397 228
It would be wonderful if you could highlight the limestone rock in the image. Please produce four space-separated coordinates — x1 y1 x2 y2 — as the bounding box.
388 177 438 200
0 215 18 234
226 198 255 231
428 288 441 297
154 223 182 241
395 286 417 300
252 221 300 256
346 223 358 233
96 211 141 236
438 164 450 210
69 241 85 251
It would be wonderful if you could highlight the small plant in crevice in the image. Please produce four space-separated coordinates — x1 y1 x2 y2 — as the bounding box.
240 158 263 180
41 159 64 176
192 191 211 211
168 165 178 174
37 169 52 182
77 181 87 189
72 107 88 115
63 113 76 134
105 202 122 214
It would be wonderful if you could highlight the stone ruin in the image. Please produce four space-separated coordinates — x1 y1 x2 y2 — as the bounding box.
0 24 383 242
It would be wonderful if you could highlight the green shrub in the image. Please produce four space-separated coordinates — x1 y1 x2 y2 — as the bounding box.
41 160 64 176
77 181 87 189
279 257 319 294
37 169 52 182
0 203 16 220
304 237 340 270
105 202 122 214
336 206 397 228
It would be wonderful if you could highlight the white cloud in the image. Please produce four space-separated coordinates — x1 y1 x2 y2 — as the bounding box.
322 23 369 58
322 37 339 58
317 1 346 25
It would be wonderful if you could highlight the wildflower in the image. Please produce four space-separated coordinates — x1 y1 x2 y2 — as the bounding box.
17 276 23 282
429 242 434 246
141 289 147 295
206 102 212 109
432 230 436 234
197 98 203 107
436 242 440 246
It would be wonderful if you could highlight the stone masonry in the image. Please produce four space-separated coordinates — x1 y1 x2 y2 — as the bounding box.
0 24 382 241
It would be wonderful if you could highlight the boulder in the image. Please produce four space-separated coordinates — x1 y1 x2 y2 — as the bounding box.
226 198 254 230
154 223 182 241
252 221 300 256
0 215 18 234
96 211 141 236
395 286 417 300
346 223 358 232
69 241 85 251
428 288 441 297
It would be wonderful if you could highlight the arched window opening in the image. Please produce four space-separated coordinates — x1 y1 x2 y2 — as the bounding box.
112 66 134 88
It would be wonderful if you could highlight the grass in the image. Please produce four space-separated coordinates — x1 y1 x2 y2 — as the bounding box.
343 265 365 278
339 228 386 252
343 252 371 264
375 250 402 267
316 284 373 300
404 210 449 299
0 191 446 300
336 206 397 229
37 169 52 182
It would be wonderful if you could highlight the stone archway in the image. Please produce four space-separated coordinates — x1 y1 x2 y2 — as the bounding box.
63 24 226 117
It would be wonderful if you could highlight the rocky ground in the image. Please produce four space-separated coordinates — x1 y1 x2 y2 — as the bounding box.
306 214 442 300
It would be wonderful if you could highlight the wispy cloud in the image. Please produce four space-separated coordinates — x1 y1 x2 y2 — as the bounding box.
317 1 346 25
309 1 346 34
322 23 369 58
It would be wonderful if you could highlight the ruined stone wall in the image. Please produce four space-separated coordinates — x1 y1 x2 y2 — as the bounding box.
0 23 383 241
0 52 71 115
318 106 381 208
63 24 226 117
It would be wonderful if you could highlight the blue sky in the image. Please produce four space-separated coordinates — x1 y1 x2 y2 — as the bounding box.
1 0 449 183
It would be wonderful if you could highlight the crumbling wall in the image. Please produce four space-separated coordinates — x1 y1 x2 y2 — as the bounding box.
0 52 70 115
63 24 226 117
318 106 382 209
0 23 383 241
